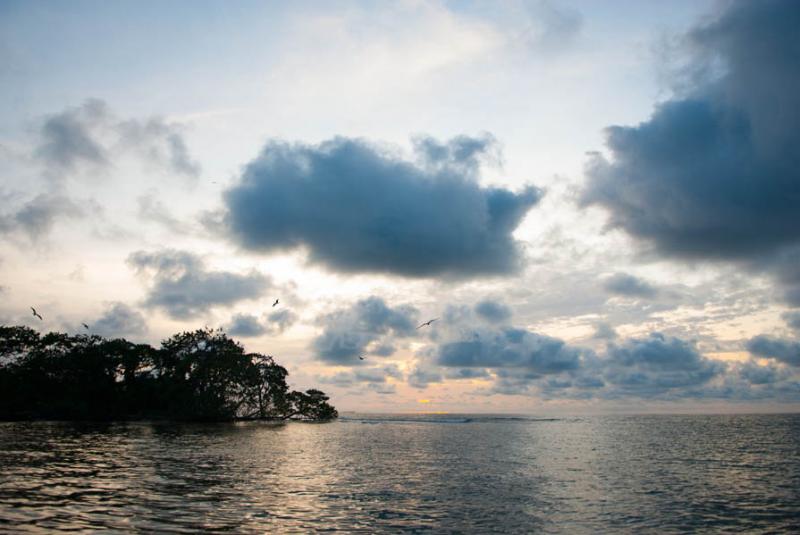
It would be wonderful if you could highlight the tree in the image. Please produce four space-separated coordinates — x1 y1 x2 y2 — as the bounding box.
0 326 337 422
286 389 339 421
242 353 291 419
157 328 256 420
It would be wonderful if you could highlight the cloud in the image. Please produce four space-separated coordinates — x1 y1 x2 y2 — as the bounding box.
90 302 148 338
601 333 724 395
127 249 270 319
226 313 265 337
218 135 542 277
35 99 200 179
479 333 724 399
443 368 491 380
768 248 800 306
783 311 800 333
735 360 791 385
317 364 402 394
603 272 657 298
423 304 738 399
403 301 796 401
0 194 83 241
137 191 191 233
117 117 200 177
312 296 418 364
415 304 590 391
405 299 790 401
227 308 298 337
592 322 618 340
437 326 584 375
36 98 109 171
746 335 800 367
474 299 512 323
694 360 800 402
267 308 297 333
523 0 583 51
408 365 443 389
582 1 800 272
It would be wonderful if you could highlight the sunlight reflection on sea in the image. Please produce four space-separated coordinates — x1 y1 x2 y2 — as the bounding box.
1 414 799 532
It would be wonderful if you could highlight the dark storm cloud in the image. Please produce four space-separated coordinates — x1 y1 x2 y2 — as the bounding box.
603 273 657 299
690 361 800 402
0 194 83 241
418 305 794 400
408 365 443 389
416 305 588 389
423 305 739 399
318 364 402 394
477 333 724 398
735 360 790 385
371 342 397 357
267 308 297 333
767 249 800 306
219 135 542 277
592 322 618 340
227 314 266 337
437 327 583 375
412 133 501 170
783 311 800 333
91 302 148 338
36 98 109 171
127 249 270 319
474 299 512 323
602 333 723 395
227 309 298 337
443 368 491 380
746 335 800 367
312 296 418 364
582 1 800 264
35 99 200 178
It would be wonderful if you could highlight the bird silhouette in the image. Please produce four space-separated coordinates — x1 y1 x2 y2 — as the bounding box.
31 307 43 320
416 318 438 329
82 323 89 330
358 355 365 360
272 299 279 307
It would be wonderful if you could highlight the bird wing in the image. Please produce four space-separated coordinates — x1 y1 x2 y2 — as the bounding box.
417 318 437 328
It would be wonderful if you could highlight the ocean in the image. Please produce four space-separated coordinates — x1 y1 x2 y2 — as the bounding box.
1 413 798 533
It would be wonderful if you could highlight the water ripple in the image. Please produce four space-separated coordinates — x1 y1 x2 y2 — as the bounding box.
1 415 799 532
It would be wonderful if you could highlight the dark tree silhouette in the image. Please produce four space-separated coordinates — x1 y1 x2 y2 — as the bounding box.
0 326 337 422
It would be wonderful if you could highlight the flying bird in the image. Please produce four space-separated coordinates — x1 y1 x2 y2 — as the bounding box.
416 318 438 329
31 307 42 320
358 355 365 360
272 299 279 307
82 323 89 330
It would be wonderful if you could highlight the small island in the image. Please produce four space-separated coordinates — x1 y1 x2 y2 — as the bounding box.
0 326 337 422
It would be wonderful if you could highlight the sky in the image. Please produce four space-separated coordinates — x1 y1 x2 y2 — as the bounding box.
1 0 799 414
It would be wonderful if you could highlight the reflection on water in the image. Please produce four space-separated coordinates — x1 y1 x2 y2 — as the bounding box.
1 414 799 532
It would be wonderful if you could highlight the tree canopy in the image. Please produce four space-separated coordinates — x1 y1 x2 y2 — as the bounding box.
0 326 337 422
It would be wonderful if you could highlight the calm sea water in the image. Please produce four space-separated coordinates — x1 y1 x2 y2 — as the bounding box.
1 414 799 533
